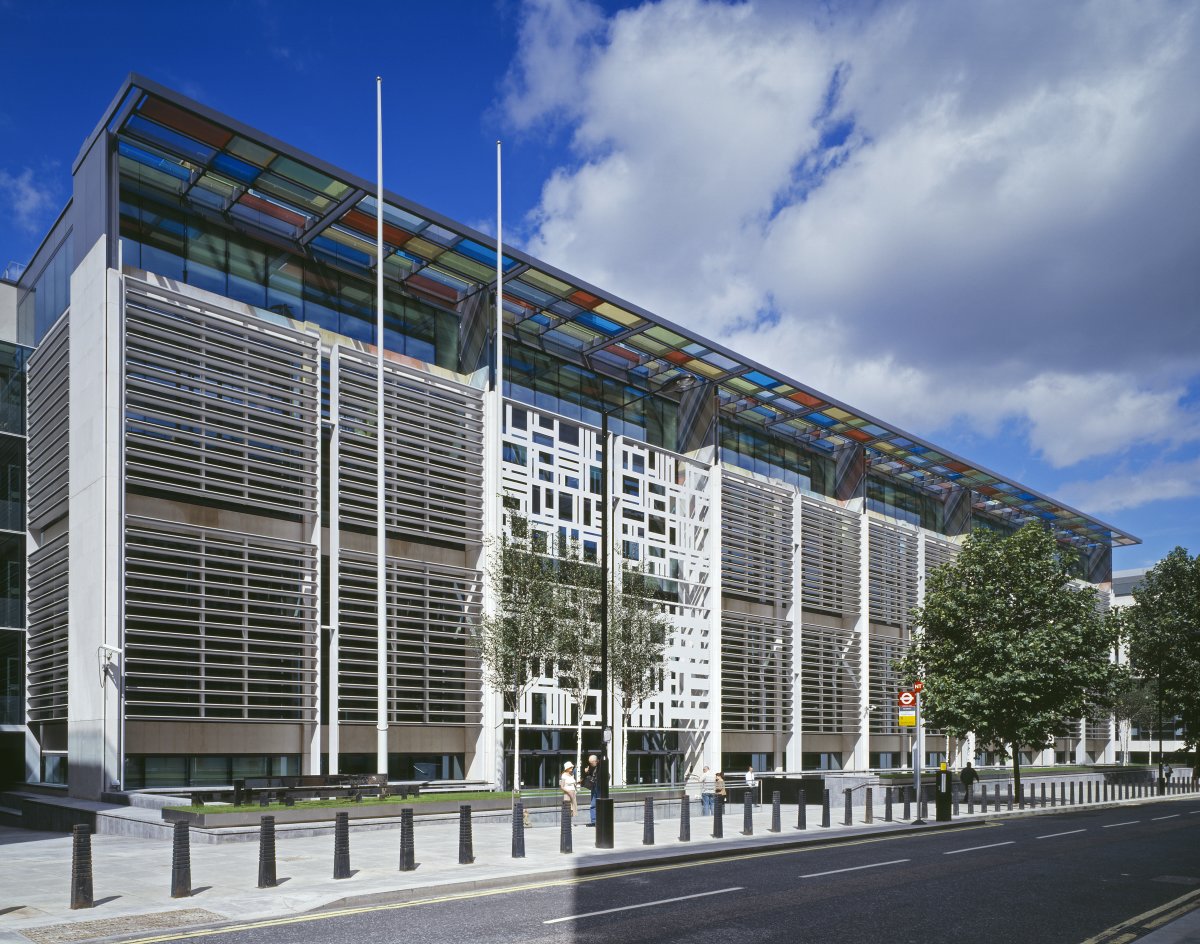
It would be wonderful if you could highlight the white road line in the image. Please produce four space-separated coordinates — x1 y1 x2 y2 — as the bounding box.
944 841 1016 855
1102 821 1140 828
1037 828 1086 839
543 887 744 925
800 859 910 878
1151 814 1180 821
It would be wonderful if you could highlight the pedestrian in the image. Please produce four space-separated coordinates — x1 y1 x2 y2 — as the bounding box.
745 765 758 806
715 771 728 812
959 762 979 799
700 765 715 815
560 761 578 817
583 754 600 827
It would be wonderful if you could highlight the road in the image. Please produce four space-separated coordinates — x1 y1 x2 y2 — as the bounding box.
116 799 1200 944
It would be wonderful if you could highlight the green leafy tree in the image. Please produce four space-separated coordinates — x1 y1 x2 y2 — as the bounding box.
610 561 672 785
475 513 557 794
1121 547 1200 755
548 543 603 775
898 523 1121 800
1110 671 1157 765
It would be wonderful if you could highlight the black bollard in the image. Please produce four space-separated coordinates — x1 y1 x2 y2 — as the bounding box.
903 788 911 820
743 790 754 836
257 815 277 889
866 786 874 824
1070 781 1075 805
712 796 724 838
796 794 807 830
843 788 853 826
643 797 655 846
459 804 474 865
70 823 93 910
560 799 573 854
512 802 526 859
770 791 781 833
1040 783 1046 807
885 787 894 822
333 811 351 880
1007 784 1014 811
821 789 831 828
952 786 959 818
399 808 415 871
680 795 692 842
967 787 974 815
170 821 191 899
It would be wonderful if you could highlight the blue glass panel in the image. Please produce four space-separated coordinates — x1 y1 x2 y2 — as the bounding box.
506 280 558 308
742 370 780 388
575 311 621 335
807 412 837 427
211 152 261 185
1017 492 1038 501
126 115 215 164
311 235 371 269
118 140 190 180
549 299 582 318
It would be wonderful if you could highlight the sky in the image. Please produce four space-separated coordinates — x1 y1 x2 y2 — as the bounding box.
0 0 1196 575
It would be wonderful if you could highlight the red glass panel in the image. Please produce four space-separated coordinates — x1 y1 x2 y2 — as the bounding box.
568 290 601 309
339 208 413 247
788 390 823 408
139 96 233 149
238 193 305 228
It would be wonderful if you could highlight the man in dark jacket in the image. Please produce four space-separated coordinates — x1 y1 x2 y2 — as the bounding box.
960 762 980 798
583 754 600 826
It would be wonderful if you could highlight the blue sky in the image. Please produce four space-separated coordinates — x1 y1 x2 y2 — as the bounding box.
1 0 1197 575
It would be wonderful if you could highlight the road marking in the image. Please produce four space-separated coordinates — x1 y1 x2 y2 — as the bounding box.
1078 886 1200 943
1151 814 1180 821
1037 828 1086 839
1102 821 1139 828
944 841 1015 855
801 858 910 878
543 886 742 924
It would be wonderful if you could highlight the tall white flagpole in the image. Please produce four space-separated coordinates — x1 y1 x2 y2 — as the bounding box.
376 76 389 777
496 140 503 401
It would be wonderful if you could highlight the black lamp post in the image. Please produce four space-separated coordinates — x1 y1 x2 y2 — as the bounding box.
595 374 695 848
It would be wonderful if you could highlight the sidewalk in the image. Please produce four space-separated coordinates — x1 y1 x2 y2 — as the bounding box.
0 791 1195 944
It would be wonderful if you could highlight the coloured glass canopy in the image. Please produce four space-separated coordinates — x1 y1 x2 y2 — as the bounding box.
90 74 1139 551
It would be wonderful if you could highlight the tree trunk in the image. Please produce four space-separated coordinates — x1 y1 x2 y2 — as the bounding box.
575 714 585 783
1011 743 1022 805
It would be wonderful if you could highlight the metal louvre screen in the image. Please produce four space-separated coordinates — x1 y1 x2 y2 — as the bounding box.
800 623 861 734
868 634 907 734
335 349 484 546
123 279 320 516
1086 718 1112 740
721 611 793 732
26 533 68 723
123 517 318 721
800 497 860 616
868 520 918 629
721 473 793 605
924 535 960 579
336 551 482 725
26 315 69 530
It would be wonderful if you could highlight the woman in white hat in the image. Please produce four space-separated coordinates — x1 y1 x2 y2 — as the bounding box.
560 761 578 817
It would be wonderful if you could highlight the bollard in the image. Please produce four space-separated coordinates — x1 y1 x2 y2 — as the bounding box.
680 795 692 841
796 794 807 830
170 821 191 899
643 797 655 846
1040 783 1046 807
952 787 959 818
70 824 93 910
843 788 853 827
712 796 724 838
994 783 1001 810
1052 782 1058 807
771 791 781 833
511 801 526 859
903 788 911 821
257 815 277 889
980 784 987 813
743 790 754 836
399 807 415 871
885 787 894 822
821 789 831 828
1070 781 1075 805
458 805 474 865
866 787 874 824
560 800 573 854
1007 784 1014 811
333 811 351 880
967 787 974 815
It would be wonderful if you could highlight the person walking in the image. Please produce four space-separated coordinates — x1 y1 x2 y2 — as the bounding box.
582 754 600 827
560 761 578 817
715 771 728 814
745 765 758 806
959 761 979 800
700 765 715 815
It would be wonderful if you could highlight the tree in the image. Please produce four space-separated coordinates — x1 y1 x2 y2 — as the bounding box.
475 513 557 794
609 560 672 785
1120 547 1200 757
548 543 603 775
897 523 1122 801
1110 672 1157 765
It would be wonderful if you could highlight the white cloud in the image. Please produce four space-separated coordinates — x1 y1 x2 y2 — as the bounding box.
1058 456 1200 514
0 167 57 234
501 0 1200 470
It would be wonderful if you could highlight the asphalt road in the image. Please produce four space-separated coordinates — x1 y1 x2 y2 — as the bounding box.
120 799 1200 944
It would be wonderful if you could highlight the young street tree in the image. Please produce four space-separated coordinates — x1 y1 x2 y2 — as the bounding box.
609 561 672 785
475 513 557 796
549 543 603 775
898 523 1122 800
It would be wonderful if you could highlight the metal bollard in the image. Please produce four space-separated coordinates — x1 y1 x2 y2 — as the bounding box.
1040 783 1046 807
257 815 277 889
885 787 894 822
712 796 724 838
843 788 853 826
560 800 573 854
866 787 874 824
458 804 474 865
771 791 781 833
903 788 911 820
1070 781 1075 805
643 797 655 846
796 795 807 830
1007 784 1014 811
333 811 351 880
952 787 959 817
512 801 526 859
821 789 831 828
743 790 754 836
70 824 93 910
171 821 191 899
680 795 692 842
399 808 415 871
994 783 1001 810
967 788 974 815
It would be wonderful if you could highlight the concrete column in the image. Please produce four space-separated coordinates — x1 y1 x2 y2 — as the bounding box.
469 385 502 786
785 490 803 773
705 460 723 771
851 511 870 772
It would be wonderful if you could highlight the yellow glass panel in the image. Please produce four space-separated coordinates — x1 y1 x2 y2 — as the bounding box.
437 252 496 283
687 360 725 379
825 407 854 421
726 377 757 394
521 268 574 296
593 302 642 326
403 237 444 260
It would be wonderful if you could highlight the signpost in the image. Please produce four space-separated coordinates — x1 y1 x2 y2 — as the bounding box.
899 685 925 824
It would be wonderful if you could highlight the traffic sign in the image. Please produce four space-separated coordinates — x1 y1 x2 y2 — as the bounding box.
898 709 917 727
897 690 916 708
913 680 924 693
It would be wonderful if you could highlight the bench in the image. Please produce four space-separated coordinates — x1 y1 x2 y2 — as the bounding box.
231 773 411 807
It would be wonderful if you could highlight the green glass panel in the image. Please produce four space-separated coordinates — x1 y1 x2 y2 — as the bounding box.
254 173 330 213
520 268 574 297
437 251 496 283
270 154 350 198
119 157 186 195
227 135 276 167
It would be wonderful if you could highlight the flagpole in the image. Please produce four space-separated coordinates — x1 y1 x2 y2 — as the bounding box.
375 76 389 778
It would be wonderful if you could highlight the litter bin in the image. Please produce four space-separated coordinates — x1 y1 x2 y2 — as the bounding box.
935 764 952 822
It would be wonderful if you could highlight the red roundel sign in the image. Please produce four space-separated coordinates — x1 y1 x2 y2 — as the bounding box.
898 690 916 708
